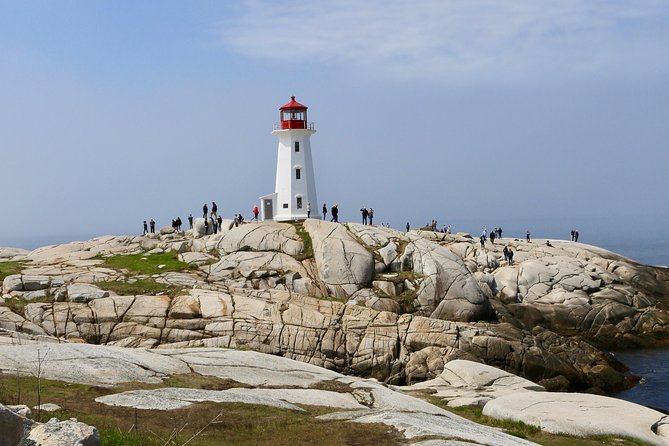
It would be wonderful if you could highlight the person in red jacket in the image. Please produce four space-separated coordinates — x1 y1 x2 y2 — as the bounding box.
253 206 259 221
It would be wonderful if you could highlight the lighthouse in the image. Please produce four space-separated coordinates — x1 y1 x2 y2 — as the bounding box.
260 96 319 221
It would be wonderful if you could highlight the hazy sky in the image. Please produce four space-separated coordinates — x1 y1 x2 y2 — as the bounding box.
1 1 668 248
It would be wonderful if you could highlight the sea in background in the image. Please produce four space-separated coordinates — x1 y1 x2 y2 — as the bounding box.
1 223 669 410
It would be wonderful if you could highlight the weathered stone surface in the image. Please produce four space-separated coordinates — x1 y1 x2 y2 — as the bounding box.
178 251 217 266
34 403 62 413
191 217 207 237
304 219 374 297
400 236 493 322
26 417 100 446
66 284 110 303
159 226 176 235
483 392 669 446
318 410 538 445
0 343 191 385
207 251 308 283
405 359 545 407
0 404 30 446
95 387 305 411
2 225 669 397
0 247 29 259
216 222 304 256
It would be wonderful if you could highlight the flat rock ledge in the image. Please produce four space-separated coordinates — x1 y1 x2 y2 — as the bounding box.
2 335 668 445
484 392 669 446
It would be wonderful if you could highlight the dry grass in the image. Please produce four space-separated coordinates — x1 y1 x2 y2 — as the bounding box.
0 373 403 446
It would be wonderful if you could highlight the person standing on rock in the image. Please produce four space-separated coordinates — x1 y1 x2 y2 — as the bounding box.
480 235 485 248
202 203 208 219
176 217 182 232
331 204 339 222
188 214 193 229
211 216 218 234
447 224 451 235
307 202 311 218
406 222 410 232
253 206 259 221
574 230 579 242
490 231 496 244
498 227 502 239
369 208 374 225
360 208 368 225
217 215 222 232
149 219 155 233
204 218 209 235
526 230 531 242
508 248 514 265
143 221 148 235
211 202 218 218
503 246 509 263
322 203 327 220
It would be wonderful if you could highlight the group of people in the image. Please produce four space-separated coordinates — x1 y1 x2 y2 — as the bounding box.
359 207 374 225
171 217 183 232
570 229 580 242
479 227 504 246
142 219 156 234
322 203 339 222
502 246 515 264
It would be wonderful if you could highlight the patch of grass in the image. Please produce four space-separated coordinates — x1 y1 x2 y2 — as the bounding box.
293 223 314 261
0 260 27 282
3 295 53 317
0 374 404 445
445 404 540 437
96 277 184 297
373 271 420 313
308 380 354 393
95 252 189 275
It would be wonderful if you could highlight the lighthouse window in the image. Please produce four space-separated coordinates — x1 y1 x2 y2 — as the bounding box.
295 168 301 180
294 141 300 152
296 197 303 209
283 203 288 209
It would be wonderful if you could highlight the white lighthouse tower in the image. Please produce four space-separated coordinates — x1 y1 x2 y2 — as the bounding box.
260 96 319 221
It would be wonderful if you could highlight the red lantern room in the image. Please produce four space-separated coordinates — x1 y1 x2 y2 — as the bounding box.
279 96 308 129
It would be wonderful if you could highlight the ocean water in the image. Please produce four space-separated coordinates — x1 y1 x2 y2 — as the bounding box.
612 347 669 412
2 231 669 410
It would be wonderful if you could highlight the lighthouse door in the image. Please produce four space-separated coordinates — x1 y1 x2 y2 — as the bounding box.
263 199 274 221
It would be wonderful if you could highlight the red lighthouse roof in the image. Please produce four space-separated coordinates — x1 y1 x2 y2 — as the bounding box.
280 96 307 110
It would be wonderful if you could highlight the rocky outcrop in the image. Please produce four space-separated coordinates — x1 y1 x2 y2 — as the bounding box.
27 418 100 446
304 219 374 297
405 359 545 407
1 224 669 394
0 336 536 446
0 402 99 446
10 287 628 391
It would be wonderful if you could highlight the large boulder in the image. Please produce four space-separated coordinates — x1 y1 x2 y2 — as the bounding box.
303 219 374 297
66 284 110 303
405 359 545 407
26 417 100 446
0 404 31 446
400 236 492 322
216 222 304 256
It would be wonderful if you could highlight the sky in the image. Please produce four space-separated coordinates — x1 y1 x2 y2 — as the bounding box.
1 0 668 252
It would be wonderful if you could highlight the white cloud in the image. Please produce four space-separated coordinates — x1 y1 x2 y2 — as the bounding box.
217 0 669 84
